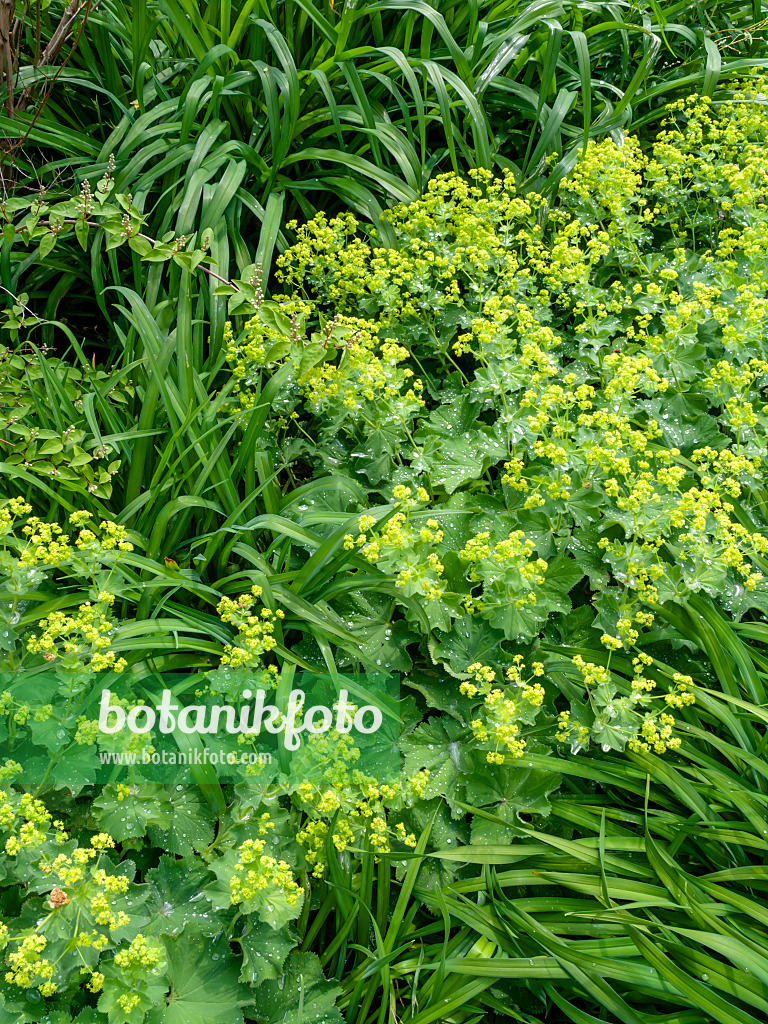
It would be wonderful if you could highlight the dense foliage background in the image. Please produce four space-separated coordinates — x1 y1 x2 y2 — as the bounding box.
2 2 768 1023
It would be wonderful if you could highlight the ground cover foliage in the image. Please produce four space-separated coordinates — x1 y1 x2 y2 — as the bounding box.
2 2 768 1022
2 0 768 356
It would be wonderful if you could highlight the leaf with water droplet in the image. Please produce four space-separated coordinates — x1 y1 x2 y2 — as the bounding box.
144 925 249 1024
94 783 173 841
148 786 214 857
258 952 344 1024
237 920 298 988
145 855 224 938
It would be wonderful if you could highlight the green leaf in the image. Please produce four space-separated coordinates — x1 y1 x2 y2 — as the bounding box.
146 926 251 1024
237 920 298 986
25 749 96 795
347 616 414 672
468 763 562 843
430 615 509 677
424 433 505 495
38 438 63 456
403 667 474 721
257 952 344 1024
145 855 225 937
93 784 173 841
147 786 214 856
39 232 57 259
401 716 473 805
0 626 17 651
75 218 89 250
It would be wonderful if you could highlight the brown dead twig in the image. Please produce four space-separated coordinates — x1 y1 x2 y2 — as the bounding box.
0 0 92 172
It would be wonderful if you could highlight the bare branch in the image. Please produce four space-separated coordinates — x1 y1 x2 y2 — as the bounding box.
0 0 18 115
15 0 88 113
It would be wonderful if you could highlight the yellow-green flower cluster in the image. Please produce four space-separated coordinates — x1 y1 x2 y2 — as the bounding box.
554 654 694 755
229 838 302 907
460 658 547 763
349 501 446 603
5 934 54 991
628 713 682 755
26 594 126 672
0 498 32 536
1 790 53 856
15 511 133 569
294 732 429 876
0 793 145 1001
113 934 163 970
213 76 768 764
459 530 547 612
217 585 285 667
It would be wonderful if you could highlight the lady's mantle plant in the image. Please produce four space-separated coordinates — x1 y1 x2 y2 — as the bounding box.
2 79 768 1021
227 79 768 768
